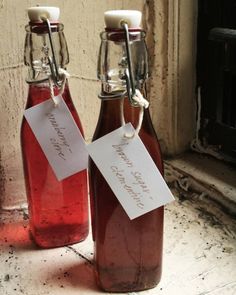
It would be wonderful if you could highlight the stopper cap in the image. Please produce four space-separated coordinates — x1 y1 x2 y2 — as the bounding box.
28 6 60 22
104 10 142 29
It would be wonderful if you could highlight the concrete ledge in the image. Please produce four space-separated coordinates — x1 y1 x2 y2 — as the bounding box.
165 152 236 216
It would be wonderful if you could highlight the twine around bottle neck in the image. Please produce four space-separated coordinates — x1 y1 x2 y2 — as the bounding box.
48 68 70 106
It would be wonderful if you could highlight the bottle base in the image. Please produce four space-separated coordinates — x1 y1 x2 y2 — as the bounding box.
96 265 161 292
30 222 89 248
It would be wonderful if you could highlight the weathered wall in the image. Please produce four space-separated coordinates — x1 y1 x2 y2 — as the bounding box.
145 0 197 155
0 0 197 208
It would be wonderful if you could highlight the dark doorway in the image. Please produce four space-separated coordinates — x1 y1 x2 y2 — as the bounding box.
197 0 236 161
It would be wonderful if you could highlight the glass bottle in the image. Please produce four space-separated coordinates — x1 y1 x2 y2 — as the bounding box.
89 10 164 292
21 7 88 248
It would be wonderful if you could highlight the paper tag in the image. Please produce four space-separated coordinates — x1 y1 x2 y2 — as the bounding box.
87 123 174 219
24 95 88 181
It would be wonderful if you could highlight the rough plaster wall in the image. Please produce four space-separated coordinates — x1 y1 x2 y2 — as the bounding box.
0 0 147 209
0 0 28 209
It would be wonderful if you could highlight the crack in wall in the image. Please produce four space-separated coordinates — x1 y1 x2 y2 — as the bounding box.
0 64 24 72
0 151 6 208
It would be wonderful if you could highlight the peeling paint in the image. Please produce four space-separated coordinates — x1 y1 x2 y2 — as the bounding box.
165 155 236 216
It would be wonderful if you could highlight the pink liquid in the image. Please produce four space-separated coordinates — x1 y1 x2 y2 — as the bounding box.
21 83 88 248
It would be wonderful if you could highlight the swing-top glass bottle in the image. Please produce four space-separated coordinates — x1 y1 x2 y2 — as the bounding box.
89 10 164 292
21 7 89 248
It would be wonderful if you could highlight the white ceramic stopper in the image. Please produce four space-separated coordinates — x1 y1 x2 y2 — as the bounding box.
104 10 142 29
28 6 60 22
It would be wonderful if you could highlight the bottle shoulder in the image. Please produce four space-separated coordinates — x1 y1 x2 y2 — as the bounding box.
24 83 85 136
92 98 163 173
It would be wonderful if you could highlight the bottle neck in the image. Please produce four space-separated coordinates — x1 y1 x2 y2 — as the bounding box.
93 95 145 140
24 22 69 84
98 97 124 129
97 29 148 96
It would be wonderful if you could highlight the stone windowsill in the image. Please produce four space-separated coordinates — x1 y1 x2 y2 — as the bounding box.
1 182 236 295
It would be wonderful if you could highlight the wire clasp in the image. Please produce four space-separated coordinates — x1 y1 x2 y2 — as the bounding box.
40 16 61 87
121 21 139 107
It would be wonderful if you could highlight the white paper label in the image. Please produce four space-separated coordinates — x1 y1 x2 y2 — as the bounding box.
24 95 88 181
86 123 175 219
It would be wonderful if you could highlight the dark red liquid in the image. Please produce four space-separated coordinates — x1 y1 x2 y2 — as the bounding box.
21 83 88 248
89 97 164 292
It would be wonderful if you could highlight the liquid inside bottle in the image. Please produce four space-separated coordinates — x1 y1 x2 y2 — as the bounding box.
21 7 88 248
89 10 164 292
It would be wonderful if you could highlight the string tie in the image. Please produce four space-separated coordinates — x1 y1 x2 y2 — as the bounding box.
121 89 149 138
48 68 70 106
